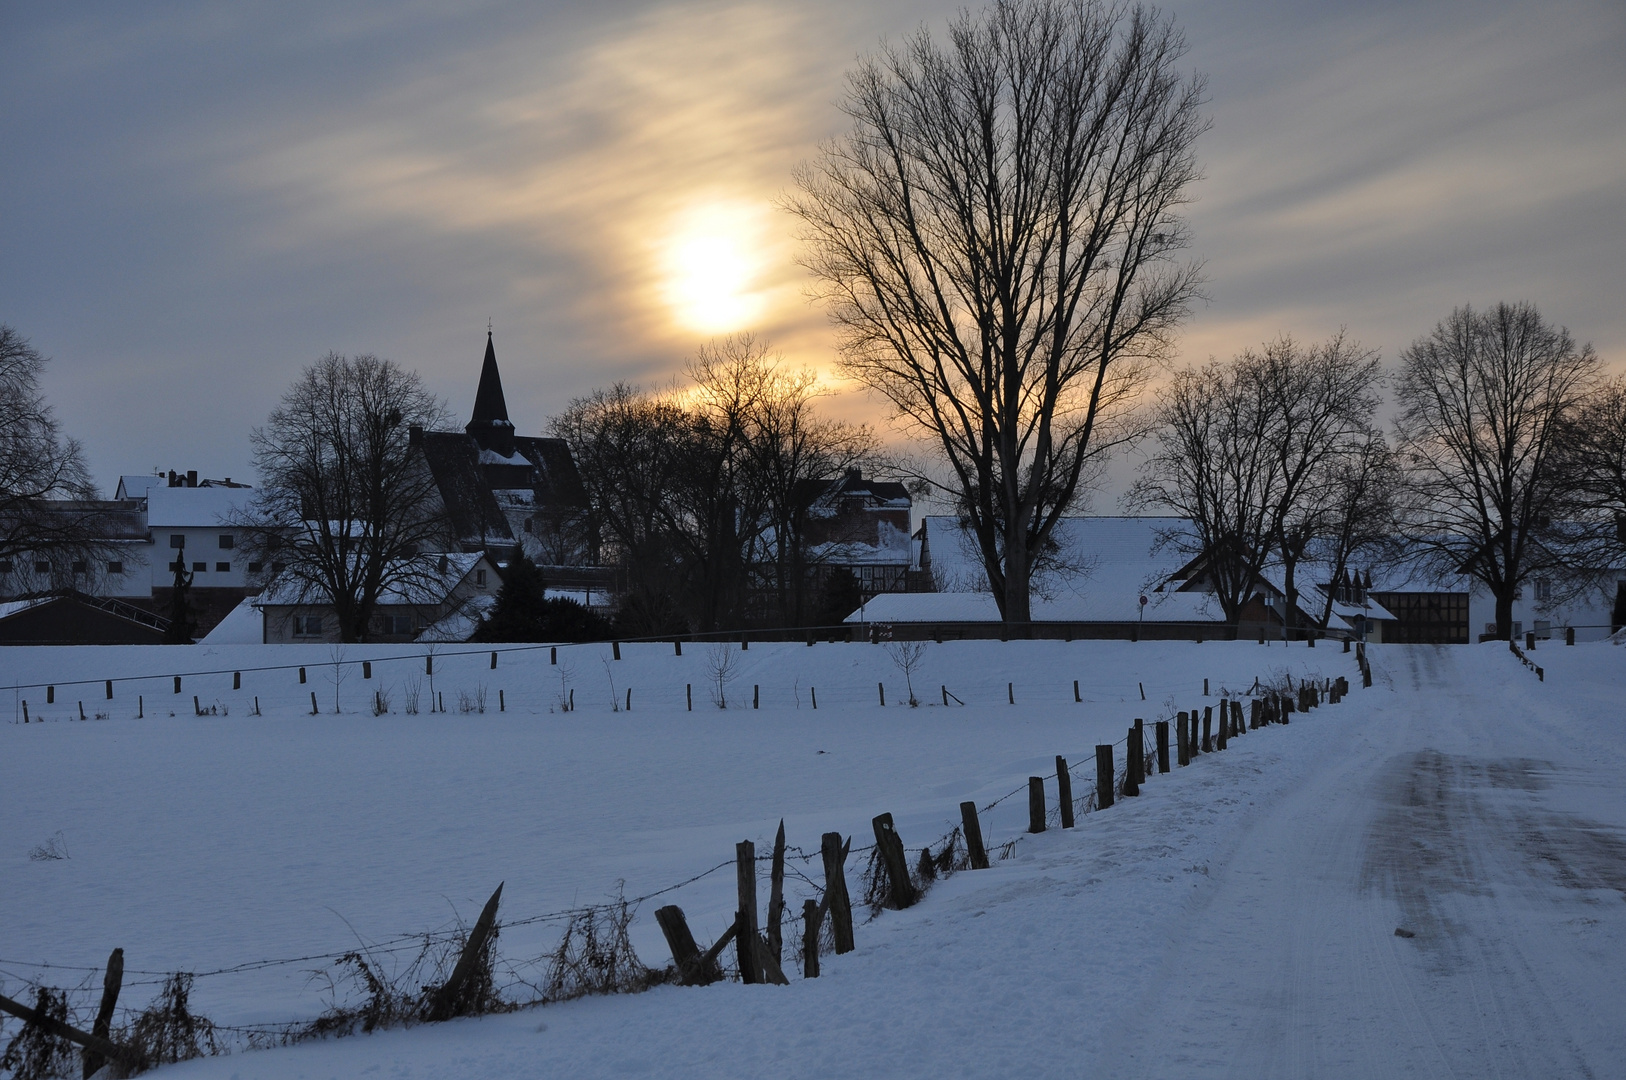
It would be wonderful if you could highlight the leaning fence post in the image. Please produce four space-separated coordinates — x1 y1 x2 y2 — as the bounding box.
1095 745 1115 809
1056 757 1075 828
425 883 503 1021
960 802 990 869
1028 777 1046 833
871 813 919 909
82 946 123 1080
735 840 761 984
106 680 114 700
767 820 787 965
655 905 717 986
821 832 855 953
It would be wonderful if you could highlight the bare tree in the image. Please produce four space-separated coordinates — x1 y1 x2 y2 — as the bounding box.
0 324 111 591
1255 333 1383 636
789 0 1206 624
1130 333 1381 633
1559 375 1626 562
1393 302 1601 640
1311 431 1400 631
1129 358 1277 627
241 353 453 642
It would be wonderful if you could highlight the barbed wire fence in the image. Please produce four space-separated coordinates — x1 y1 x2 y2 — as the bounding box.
2 641 1371 1078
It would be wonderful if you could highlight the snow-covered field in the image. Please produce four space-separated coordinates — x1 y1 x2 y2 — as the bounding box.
4 636 1623 1078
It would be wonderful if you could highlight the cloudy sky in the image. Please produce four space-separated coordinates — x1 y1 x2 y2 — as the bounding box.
3 0 1623 497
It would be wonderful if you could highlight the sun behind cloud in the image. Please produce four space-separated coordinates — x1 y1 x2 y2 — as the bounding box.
661 199 770 334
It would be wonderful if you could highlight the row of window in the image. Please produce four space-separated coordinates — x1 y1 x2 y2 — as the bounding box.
291 614 415 638
170 534 235 549
167 561 260 574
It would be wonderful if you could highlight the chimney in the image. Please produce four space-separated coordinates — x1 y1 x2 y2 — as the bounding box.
168 470 178 487
187 470 198 487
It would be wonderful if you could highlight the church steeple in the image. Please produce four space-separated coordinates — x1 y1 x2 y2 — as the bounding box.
467 331 516 456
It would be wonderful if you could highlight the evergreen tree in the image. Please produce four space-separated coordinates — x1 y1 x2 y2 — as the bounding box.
473 554 612 643
473 553 549 641
817 566 863 626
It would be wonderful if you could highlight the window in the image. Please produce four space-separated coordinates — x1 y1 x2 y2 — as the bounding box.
1535 619 1552 639
216 562 231 573
107 561 123 574
218 534 234 549
169 560 183 571
169 534 185 549
292 615 324 637
34 560 49 573
523 517 533 534
1534 578 1551 603
247 562 263 573
192 561 207 573
72 561 87 574
381 614 414 635
476 568 487 586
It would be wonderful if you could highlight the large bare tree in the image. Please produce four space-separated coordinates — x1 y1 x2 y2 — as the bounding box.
789 0 1206 623
1394 302 1601 640
0 324 111 592
241 353 453 642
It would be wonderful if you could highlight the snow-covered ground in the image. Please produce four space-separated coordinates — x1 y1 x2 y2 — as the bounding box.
3 637 1623 1077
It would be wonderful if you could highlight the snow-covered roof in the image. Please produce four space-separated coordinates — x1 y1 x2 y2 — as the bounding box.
256 553 490 607
923 515 1199 611
417 593 498 642
199 597 266 644
848 589 1222 624
144 485 256 529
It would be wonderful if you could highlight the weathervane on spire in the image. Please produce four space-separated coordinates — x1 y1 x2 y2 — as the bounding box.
487 317 493 335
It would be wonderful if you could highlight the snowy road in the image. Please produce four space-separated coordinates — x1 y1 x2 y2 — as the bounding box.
1104 644 1626 1079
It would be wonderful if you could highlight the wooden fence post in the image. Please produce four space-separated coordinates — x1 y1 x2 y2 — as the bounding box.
1123 727 1141 796
878 682 885 706
1074 679 1081 703
1204 677 1209 696
362 662 370 679
491 651 499 669
1008 682 1014 705
83 946 123 1079
173 676 181 694
810 687 817 709
106 680 113 699
1216 702 1228 749
802 899 822 978
1202 706 1213 752
1095 745 1114 809
1028 777 1046 833
735 840 761 984
655 905 718 986
1056 757 1075 828
425 883 503 1021
612 642 620 661
1156 720 1170 773
754 685 760 709
821 832 855 953
686 684 692 711
767 821 787 964
298 667 306 684
1189 705 1201 756
1177 712 1190 766
499 690 505 712
871 813 919 909
193 695 200 715
960 802 990 869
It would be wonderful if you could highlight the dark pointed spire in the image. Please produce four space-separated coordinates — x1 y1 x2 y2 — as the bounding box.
470 331 510 427
467 331 516 455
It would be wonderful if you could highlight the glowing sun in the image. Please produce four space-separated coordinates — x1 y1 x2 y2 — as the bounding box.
661 201 767 334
